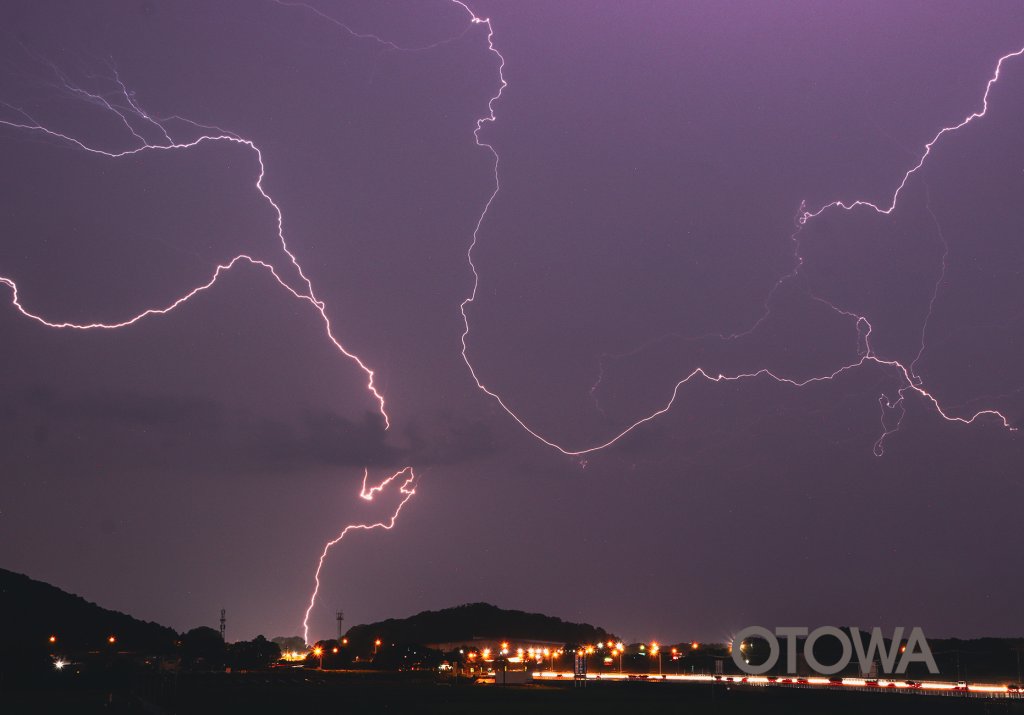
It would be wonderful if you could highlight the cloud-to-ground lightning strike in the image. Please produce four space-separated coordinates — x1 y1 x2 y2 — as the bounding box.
454 5 1020 456
301 467 417 645
3 1 1021 641
0 0 509 642
0 47 424 642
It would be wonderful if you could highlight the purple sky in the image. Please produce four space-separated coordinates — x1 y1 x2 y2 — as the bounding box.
2 1 1023 645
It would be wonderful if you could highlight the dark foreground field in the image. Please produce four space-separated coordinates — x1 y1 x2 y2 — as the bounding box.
5 670 1024 715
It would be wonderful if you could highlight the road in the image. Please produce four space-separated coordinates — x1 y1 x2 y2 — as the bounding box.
531 671 1023 699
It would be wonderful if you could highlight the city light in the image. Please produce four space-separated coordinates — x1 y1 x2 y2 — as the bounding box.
108 636 116 645
53 658 67 671
48 635 57 644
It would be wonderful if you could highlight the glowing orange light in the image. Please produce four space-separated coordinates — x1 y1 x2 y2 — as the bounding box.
48 635 57 644
375 639 382 646
313 647 323 656
332 647 339 654
108 636 116 644
691 642 699 650
342 638 348 645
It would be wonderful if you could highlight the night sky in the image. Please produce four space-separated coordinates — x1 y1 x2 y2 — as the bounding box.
2 1 1023 646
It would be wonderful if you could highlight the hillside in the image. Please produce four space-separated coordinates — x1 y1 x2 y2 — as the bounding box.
344 602 616 649
0 567 178 654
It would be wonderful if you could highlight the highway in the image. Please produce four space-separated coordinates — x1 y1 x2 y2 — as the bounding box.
531 671 1024 699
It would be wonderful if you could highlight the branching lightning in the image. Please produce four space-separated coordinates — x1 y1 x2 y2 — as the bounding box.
301 467 417 645
454 5 1020 456
0 93 389 425
0 39 420 642
3 2 1022 643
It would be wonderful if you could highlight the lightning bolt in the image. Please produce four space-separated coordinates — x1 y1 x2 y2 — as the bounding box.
0 0 486 644
301 467 417 645
0 27 430 643
3 2 1021 643
799 47 1024 223
0 88 388 426
454 3 1019 456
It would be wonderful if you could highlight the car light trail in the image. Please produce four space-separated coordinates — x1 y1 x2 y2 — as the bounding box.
532 671 1019 697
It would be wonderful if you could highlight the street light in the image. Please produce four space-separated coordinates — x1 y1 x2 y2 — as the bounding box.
651 643 662 676
374 639 382 656
313 646 324 670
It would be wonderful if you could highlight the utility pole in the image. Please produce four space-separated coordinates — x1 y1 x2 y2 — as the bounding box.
220 609 226 642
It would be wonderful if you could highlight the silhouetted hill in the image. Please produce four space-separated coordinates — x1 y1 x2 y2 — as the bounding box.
345 602 616 649
0 567 177 654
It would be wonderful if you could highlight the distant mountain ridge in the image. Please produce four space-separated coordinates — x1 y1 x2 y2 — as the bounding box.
344 602 616 648
0 567 177 653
